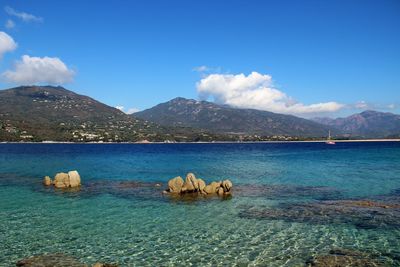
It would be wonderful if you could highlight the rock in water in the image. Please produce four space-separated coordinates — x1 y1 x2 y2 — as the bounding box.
189 173 200 191
222 179 233 192
168 176 184 193
165 173 233 198
204 181 221 194
43 176 52 186
52 171 81 188
182 173 198 192
68 170 81 187
203 185 213 194
53 172 70 188
197 178 206 193
212 181 222 192
217 187 224 195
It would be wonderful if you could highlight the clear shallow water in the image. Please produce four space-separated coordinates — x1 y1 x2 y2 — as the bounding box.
0 142 399 266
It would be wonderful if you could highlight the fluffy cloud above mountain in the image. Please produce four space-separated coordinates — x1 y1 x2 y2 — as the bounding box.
0 31 17 58
196 71 343 115
2 55 75 85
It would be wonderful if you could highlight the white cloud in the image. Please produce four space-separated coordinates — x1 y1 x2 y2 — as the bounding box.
2 55 75 85
0 31 17 58
5 19 15 29
196 71 344 115
193 65 222 74
126 107 140 114
352 101 399 111
387 104 396 109
193 65 209 72
5 6 43 23
115 106 140 114
355 100 369 109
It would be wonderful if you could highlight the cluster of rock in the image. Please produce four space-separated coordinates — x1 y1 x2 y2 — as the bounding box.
166 173 232 196
43 170 81 188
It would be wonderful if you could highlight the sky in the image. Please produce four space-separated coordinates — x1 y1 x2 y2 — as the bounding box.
0 0 399 118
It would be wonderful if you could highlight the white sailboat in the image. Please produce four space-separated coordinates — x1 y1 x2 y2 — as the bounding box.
326 130 335 145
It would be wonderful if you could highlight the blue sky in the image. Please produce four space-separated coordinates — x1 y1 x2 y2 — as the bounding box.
0 0 399 117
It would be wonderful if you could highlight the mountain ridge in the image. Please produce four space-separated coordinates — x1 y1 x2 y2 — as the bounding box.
134 97 334 137
0 85 162 141
0 86 222 142
1 86 398 142
312 110 400 138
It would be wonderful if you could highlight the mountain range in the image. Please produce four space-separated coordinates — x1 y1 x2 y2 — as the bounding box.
0 86 220 142
312 110 400 138
134 97 333 138
136 97 400 139
0 86 399 142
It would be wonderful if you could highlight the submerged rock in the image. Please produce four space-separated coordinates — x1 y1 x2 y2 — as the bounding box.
92 263 118 267
16 253 86 267
234 184 342 200
306 248 388 267
239 198 400 229
16 253 118 267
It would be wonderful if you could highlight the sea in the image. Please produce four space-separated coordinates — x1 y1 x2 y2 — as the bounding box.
0 142 399 266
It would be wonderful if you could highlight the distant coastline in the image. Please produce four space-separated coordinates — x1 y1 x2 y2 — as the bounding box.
2 86 399 143
1 139 399 144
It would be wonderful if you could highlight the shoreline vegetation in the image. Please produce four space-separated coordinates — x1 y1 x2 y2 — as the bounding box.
1 139 399 144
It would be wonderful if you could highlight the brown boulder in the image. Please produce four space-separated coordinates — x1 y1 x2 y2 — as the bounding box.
165 173 234 198
43 176 52 186
197 178 206 193
52 171 81 188
68 170 81 187
222 179 233 192
53 172 70 188
204 181 221 194
182 173 198 192
217 187 224 195
203 185 213 194
168 176 184 193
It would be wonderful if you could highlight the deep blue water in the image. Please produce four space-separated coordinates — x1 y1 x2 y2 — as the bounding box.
0 142 399 266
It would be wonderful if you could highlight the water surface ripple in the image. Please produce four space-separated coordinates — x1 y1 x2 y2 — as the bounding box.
0 142 399 266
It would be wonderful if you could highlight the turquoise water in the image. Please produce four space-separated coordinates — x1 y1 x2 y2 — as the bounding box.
0 142 399 266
